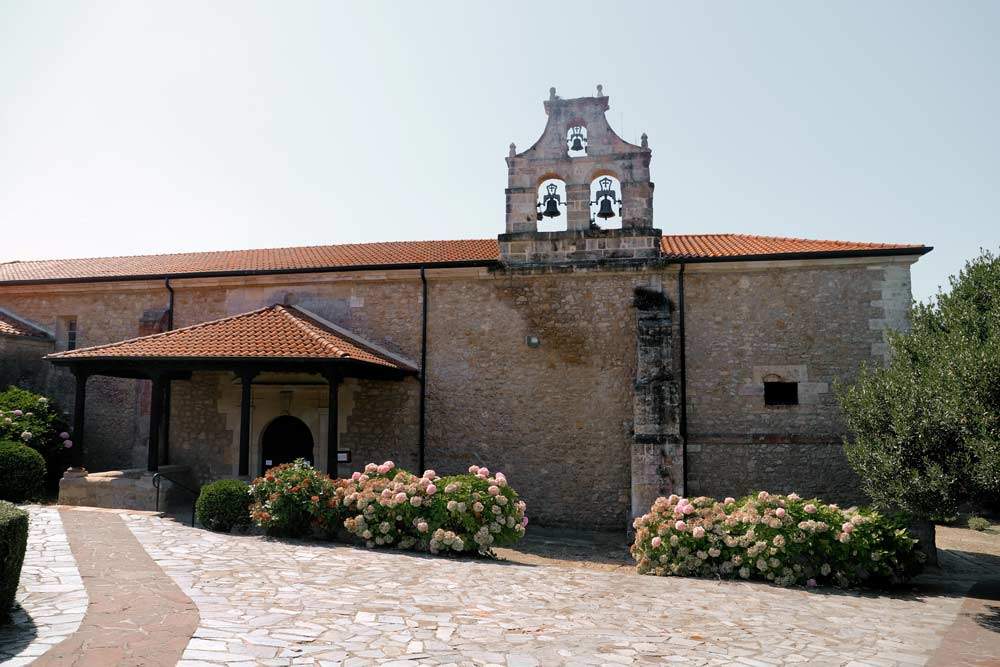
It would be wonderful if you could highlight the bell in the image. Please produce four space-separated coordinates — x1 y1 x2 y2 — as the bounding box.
570 136 584 151
596 197 616 219
542 198 561 218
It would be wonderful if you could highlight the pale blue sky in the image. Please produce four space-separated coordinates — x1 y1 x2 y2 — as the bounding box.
1 1 997 300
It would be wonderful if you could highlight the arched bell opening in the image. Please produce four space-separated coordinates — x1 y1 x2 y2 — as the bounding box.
260 414 314 475
536 178 567 231
589 175 623 229
566 125 588 157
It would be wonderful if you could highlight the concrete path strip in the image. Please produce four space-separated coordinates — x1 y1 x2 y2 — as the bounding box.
33 509 199 666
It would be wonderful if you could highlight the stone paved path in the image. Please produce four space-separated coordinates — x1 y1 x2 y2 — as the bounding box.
33 508 199 666
122 512 986 667
0 507 87 666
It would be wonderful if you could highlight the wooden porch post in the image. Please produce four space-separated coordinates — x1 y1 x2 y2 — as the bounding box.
238 370 256 477
326 371 341 476
147 375 165 472
70 370 89 470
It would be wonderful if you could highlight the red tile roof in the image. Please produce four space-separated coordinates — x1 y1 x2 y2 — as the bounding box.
658 234 927 260
0 235 928 284
46 305 416 370
0 311 51 340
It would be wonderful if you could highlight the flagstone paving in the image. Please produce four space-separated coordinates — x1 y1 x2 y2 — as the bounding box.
0 507 87 666
6 506 1000 665
122 512 983 667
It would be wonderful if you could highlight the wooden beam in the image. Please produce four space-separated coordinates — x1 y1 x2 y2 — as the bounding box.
147 375 165 472
70 371 88 470
238 370 257 477
326 372 341 476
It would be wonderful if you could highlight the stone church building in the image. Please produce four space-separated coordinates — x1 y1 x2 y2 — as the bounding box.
0 88 929 530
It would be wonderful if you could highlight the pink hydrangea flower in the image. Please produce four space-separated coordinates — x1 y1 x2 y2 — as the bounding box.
804 504 817 514
651 536 662 548
63 440 73 449
477 468 490 479
724 497 735 504
488 485 500 496
841 522 854 534
674 520 687 531
12 410 23 417
59 432 70 440
692 526 705 538
377 464 391 474
521 516 529 527
775 507 786 518
417 521 428 533
426 484 437 495
757 491 769 500
681 504 694 515
351 471 361 481
806 578 817 588
423 469 436 479
468 465 480 474
495 472 507 486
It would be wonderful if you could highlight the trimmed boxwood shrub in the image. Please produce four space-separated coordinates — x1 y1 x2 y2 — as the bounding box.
0 441 47 502
195 479 251 532
631 492 925 588
248 459 528 554
0 501 29 623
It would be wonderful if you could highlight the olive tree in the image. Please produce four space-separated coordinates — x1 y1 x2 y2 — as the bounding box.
838 250 1000 518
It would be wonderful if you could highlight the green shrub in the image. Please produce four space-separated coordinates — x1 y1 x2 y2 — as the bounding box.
837 250 1000 518
968 516 991 532
631 492 924 588
0 501 29 623
196 479 251 532
0 441 47 502
247 459 529 555
335 461 527 555
249 459 330 537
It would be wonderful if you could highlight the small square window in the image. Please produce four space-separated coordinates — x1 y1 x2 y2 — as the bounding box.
764 381 798 406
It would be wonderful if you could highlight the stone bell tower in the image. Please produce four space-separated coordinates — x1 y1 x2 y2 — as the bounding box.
499 86 662 265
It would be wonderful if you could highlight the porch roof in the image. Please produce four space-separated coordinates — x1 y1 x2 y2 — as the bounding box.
46 304 418 378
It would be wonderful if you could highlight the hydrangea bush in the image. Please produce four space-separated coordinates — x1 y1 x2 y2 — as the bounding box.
631 492 924 588
0 387 72 475
248 460 527 555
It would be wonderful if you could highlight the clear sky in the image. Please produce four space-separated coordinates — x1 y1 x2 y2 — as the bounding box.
1 1 997 300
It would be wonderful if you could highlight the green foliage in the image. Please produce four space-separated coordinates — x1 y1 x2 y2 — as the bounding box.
967 516 990 532
0 441 47 502
0 387 72 479
249 459 329 537
0 501 29 623
247 459 528 555
631 492 924 588
195 479 251 533
837 249 1000 518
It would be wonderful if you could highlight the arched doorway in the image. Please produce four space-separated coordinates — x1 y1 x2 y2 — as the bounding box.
260 415 314 475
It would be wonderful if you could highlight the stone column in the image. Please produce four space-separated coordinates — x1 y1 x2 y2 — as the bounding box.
565 183 592 231
630 286 682 528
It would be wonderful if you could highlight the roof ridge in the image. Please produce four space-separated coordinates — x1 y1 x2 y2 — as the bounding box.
275 305 350 358
47 305 276 358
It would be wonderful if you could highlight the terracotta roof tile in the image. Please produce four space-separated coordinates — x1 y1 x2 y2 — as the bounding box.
659 234 926 260
0 235 928 284
0 239 499 283
46 305 416 370
0 311 51 340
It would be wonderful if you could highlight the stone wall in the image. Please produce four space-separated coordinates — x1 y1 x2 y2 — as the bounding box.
682 259 915 504
0 255 917 529
0 284 167 472
0 336 53 393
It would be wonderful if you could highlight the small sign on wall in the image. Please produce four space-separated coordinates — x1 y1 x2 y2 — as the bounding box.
337 450 351 463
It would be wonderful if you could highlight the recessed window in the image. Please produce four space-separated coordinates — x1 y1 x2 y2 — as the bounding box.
764 381 798 406
62 317 78 350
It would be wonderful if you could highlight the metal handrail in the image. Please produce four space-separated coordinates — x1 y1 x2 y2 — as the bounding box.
152 472 197 527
